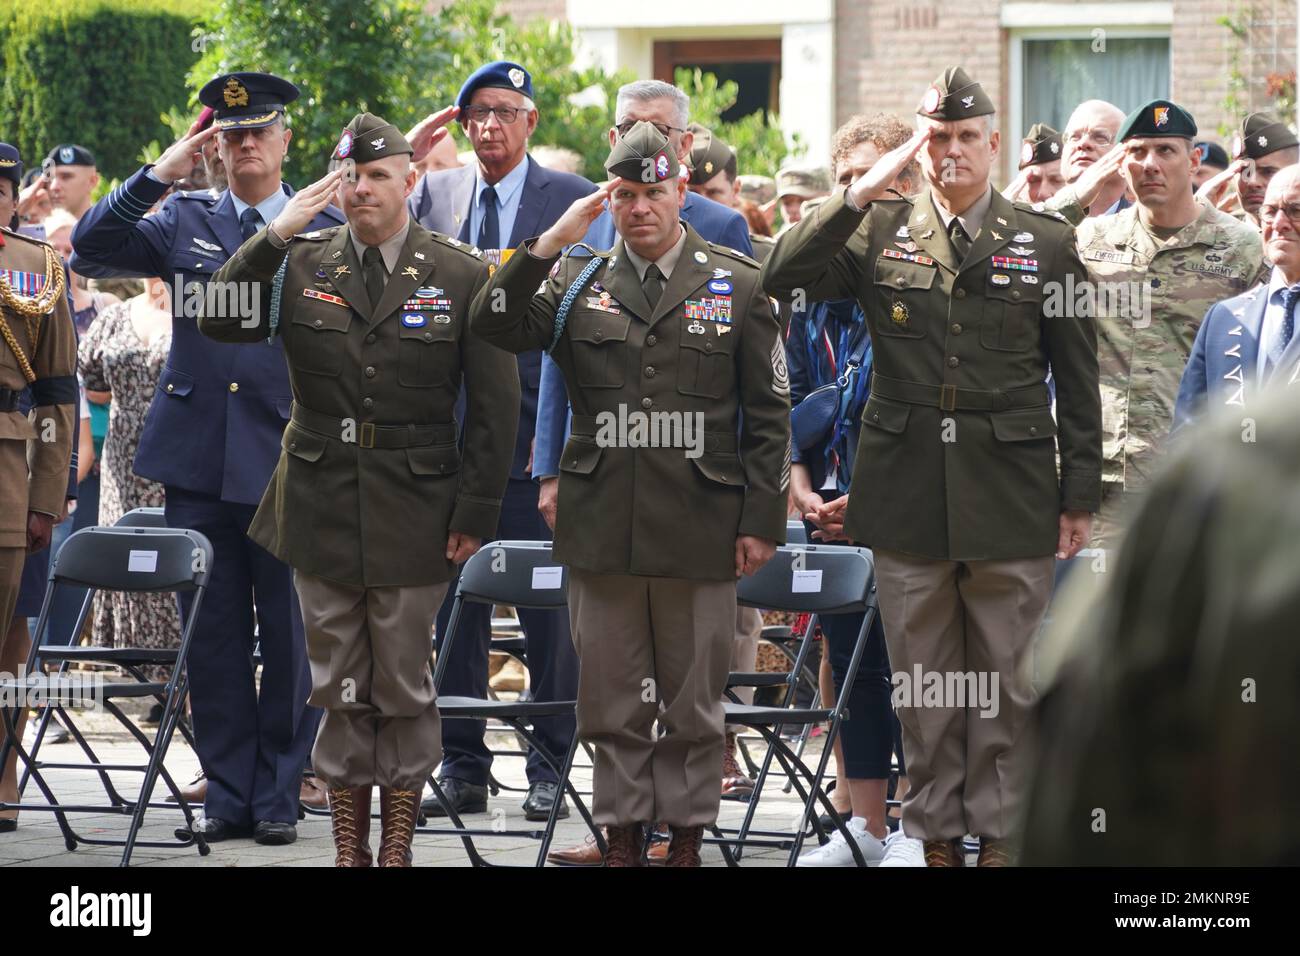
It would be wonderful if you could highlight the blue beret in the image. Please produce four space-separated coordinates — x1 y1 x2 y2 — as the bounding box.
457 61 533 110
0 142 22 187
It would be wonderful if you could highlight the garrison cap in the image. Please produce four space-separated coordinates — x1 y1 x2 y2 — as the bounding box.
1118 99 1197 142
43 144 95 168
775 165 830 200
917 67 995 121
1019 123 1063 169
457 61 533 110
605 121 678 183
199 72 299 131
332 113 413 164
0 142 22 189
1194 141 1230 169
1232 112 1300 160
688 124 736 184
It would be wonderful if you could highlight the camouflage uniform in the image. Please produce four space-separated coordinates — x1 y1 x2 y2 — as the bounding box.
1075 200 1264 542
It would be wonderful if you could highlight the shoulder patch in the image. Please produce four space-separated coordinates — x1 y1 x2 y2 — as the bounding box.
705 242 760 269
1015 201 1068 223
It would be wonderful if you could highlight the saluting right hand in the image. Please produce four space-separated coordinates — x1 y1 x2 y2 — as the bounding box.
269 168 345 242
1196 159 1248 211
847 128 931 209
406 106 460 164
151 124 219 185
1070 143 1127 210
533 179 621 258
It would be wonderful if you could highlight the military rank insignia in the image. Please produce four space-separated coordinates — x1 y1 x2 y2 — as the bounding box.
891 301 909 325
880 248 936 266
990 255 1038 273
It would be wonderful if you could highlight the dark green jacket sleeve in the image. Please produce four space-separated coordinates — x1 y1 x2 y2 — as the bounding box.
199 227 287 342
737 278 792 542
470 241 561 355
760 189 870 303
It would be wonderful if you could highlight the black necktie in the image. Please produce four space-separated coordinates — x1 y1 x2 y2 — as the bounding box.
478 185 499 250
362 246 386 311
642 264 663 310
948 218 971 262
239 207 262 241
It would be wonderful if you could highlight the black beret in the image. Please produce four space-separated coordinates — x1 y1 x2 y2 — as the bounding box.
43 144 95 168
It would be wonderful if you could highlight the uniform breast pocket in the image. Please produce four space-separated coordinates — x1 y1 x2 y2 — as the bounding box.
873 258 937 339
980 273 1043 352
567 312 630 389
288 304 353 376
677 330 735 399
398 318 458 388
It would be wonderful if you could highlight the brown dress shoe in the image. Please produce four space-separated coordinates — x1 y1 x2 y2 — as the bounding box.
378 788 420 867
604 823 645 867
923 838 966 867
666 825 704 867
645 826 670 865
300 776 329 811
977 837 1014 867
546 829 605 866
166 771 207 804
721 732 755 797
328 786 373 867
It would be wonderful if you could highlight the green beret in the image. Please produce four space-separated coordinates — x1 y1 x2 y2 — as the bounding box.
917 66 995 121
606 121 679 183
1019 123 1063 169
331 112 413 165
1118 99 1197 142
688 124 736 185
1232 112 1299 160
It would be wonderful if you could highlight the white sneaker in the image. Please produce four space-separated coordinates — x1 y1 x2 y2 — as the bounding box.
796 816 885 866
878 827 926 867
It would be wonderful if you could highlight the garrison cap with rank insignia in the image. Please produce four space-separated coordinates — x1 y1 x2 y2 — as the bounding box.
1231 112 1300 160
331 112 414 164
606 121 679 182
43 144 95 168
457 60 533 109
199 72 300 131
1019 123 1063 169
1118 99 1197 141
917 66 995 120
688 124 736 185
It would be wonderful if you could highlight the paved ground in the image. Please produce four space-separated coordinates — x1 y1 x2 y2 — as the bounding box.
1 706 834 867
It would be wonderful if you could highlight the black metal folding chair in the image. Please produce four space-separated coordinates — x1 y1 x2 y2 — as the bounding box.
415 540 601 866
0 526 214 866
707 543 880 867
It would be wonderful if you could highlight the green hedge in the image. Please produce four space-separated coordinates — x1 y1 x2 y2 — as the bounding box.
0 0 207 183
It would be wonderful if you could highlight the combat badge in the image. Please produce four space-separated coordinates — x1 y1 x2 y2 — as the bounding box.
891 301 909 325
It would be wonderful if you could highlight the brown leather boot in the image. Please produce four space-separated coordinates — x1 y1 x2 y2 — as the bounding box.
666 825 704 867
923 838 966 867
378 788 420 867
977 837 1014 867
604 823 645 867
328 786 373 868
721 732 755 797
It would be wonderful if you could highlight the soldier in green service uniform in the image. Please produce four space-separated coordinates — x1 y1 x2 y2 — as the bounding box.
762 66 1102 867
1074 99 1264 546
200 113 519 867
471 121 790 867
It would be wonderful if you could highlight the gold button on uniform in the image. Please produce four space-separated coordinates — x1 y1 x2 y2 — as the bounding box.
166 383 175 393
229 382 239 393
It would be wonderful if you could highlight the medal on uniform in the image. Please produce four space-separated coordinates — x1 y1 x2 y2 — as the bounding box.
1021 274 1039 284
894 240 918 253
891 302 908 326
688 320 706 335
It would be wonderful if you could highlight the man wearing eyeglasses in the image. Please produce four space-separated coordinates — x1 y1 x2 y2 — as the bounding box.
70 72 346 846
1175 165 1300 429
1075 99 1264 547
403 61 596 826
1042 100 1131 225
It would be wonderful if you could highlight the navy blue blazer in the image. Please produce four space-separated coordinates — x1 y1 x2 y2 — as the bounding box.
408 157 596 479
1174 283 1276 431
70 167 345 505
533 193 756 480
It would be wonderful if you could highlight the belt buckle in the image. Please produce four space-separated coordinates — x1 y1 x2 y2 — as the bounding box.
359 422 376 449
939 384 957 412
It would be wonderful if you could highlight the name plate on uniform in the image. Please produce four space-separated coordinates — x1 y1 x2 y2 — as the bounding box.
128 550 159 573
791 569 822 593
531 566 564 590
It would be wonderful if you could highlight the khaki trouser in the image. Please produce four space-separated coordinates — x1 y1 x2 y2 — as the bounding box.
0 547 24 640
568 569 735 827
294 571 449 791
873 548 1054 841
730 606 762 707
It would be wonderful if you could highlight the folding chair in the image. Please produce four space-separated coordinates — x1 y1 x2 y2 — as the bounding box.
0 526 214 866
416 540 601 866
707 543 880 867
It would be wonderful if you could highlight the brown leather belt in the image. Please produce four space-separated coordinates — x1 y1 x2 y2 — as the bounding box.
291 402 457 449
870 373 1050 413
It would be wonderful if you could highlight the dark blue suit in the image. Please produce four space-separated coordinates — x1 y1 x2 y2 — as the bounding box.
532 192 754 479
1174 283 1270 432
71 167 345 826
409 156 594 786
